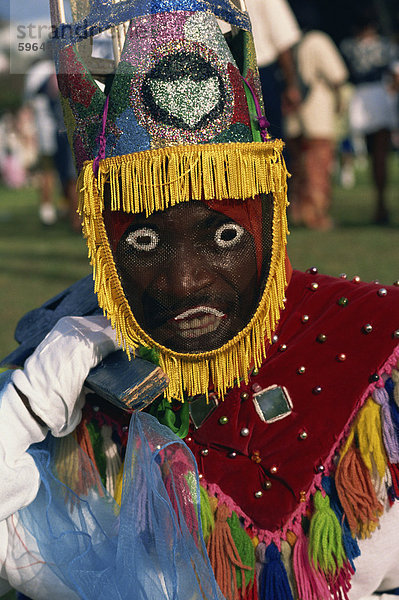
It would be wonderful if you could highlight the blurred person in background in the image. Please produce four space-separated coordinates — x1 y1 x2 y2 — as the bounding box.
336 83 358 190
0 105 37 190
245 0 302 138
284 1 348 231
389 60 399 152
15 105 38 181
0 112 28 189
24 59 59 225
340 8 399 225
24 59 79 230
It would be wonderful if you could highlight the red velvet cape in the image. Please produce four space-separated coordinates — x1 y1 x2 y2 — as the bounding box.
184 270 399 533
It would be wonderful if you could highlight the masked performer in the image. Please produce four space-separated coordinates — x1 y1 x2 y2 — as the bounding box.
0 1 399 599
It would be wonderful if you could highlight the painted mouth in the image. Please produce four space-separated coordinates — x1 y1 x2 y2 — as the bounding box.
172 306 227 339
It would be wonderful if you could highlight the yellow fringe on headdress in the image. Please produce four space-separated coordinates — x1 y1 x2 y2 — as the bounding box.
78 140 289 402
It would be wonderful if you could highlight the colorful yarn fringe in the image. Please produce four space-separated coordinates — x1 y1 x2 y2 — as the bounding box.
308 491 345 574
53 419 104 499
253 364 399 600
293 530 331 600
227 511 256 592
335 398 386 538
321 476 360 569
258 542 294 600
207 500 254 600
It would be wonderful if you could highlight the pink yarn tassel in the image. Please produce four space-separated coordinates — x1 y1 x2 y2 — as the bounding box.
293 531 330 600
327 560 354 600
163 448 199 535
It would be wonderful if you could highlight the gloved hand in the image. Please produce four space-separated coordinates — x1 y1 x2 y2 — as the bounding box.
12 315 120 436
0 315 119 522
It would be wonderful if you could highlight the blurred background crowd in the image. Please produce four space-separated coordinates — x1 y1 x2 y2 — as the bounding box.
246 0 399 230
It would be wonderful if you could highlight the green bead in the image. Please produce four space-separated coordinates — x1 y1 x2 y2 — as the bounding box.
338 297 348 306
219 416 229 425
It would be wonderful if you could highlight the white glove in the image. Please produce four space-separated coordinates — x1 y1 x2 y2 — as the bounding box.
12 315 120 437
0 377 48 520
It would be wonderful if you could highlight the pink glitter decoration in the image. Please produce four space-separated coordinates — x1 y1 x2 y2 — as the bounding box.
58 46 98 108
73 133 90 172
122 11 190 71
228 63 251 128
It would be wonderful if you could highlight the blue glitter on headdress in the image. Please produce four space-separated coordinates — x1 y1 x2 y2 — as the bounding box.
52 0 251 48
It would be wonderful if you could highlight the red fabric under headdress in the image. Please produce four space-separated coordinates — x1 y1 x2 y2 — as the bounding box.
104 197 265 276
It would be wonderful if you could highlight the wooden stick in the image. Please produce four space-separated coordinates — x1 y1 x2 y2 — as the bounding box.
49 0 66 27
111 0 129 67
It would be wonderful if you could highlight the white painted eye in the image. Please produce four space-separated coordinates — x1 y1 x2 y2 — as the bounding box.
214 222 245 248
125 227 159 251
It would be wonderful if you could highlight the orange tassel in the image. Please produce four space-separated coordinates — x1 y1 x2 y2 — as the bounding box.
285 531 297 547
206 501 252 600
335 443 382 538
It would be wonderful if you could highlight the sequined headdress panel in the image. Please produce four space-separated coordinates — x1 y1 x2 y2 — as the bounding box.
51 0 289 401
53 0 256 169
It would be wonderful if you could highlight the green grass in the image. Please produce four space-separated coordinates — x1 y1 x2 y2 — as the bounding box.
288 157 399 284
0 157 398 362
0 185 90 359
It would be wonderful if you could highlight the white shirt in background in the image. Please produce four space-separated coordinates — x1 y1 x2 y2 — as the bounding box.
245 0 301 67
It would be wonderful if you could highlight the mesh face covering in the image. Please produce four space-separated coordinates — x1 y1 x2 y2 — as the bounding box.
87 177 288 403
104 195 273 355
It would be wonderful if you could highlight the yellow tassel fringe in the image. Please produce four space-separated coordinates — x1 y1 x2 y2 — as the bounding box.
78 140 289 402
340 397 387 480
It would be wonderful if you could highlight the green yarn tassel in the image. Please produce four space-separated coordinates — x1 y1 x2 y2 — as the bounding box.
308 490 346 574
146 395 190 439
138 344 160 365
200 486 215 543
227 511 256 590
86 420 107 487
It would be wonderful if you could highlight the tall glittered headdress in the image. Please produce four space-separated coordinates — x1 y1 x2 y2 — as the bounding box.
51 0 289 402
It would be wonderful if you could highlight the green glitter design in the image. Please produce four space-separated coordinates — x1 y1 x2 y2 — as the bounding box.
109 61 138 117
209 122 253 144
183 12 234 67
